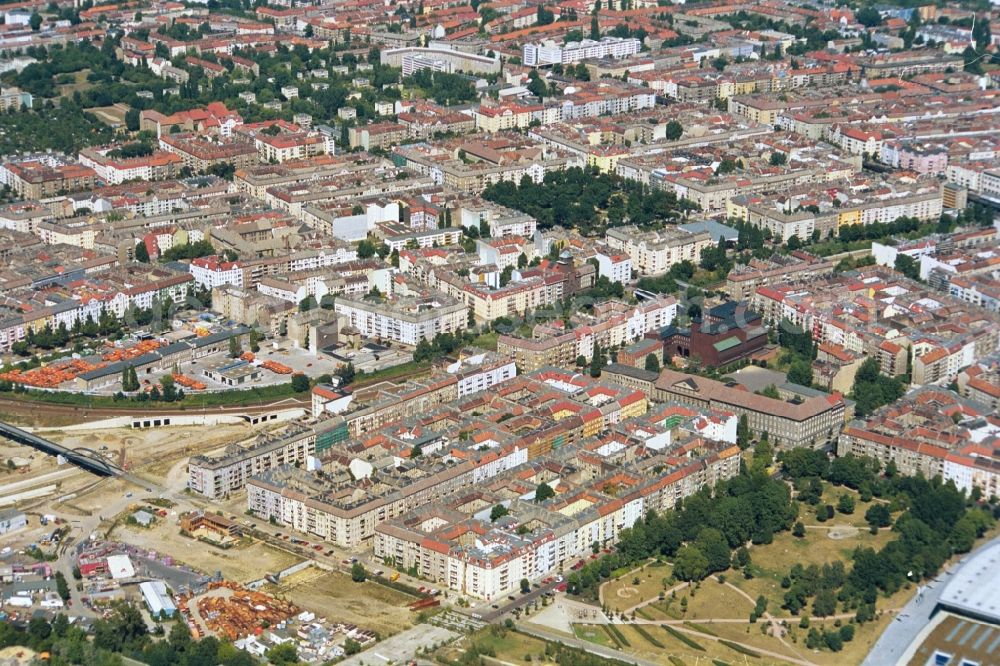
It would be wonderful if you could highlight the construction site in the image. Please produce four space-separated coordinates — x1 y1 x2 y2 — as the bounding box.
182 582 300 640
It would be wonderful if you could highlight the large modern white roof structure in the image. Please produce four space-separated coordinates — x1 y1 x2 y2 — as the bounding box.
940 539 1000 624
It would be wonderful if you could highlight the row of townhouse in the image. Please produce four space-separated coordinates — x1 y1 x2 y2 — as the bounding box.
727 184 944 243
373 444 740 600
78 148 183 185
837 388 1000 498
0 273 192 353
497 296 678 371
188 245 360 290
473 83 656 133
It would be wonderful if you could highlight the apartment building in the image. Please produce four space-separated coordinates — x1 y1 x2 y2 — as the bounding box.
78 148 182 185
381 46 500 75
2 161 97 199
837 387 1000 498
604 365 847 450
333 293 468 345
188 425 317 499
725 253 835 300
523 37 641 66
158 134 260 173
348 123 408 151
497 297 678 371
605 225 713 276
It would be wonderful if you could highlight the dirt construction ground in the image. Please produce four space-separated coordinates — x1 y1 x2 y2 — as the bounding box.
112 518 302 584
264 568 418 638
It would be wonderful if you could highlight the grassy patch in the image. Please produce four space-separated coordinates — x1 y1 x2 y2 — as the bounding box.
605 623 631 648
631 624 665 648
668 657 687 666
681 581 752 620
466 628 549 662
719 639 760 658
663 626 705 651
573 624 612 647
683 621 718 637
470 330 499 351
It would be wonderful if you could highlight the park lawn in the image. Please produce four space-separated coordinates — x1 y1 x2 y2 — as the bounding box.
650 596 685 620
56 69 94 97
791 615 895 666
472 628 550 663
696 621 807 663
679 579 754 620
571 623 614 648
728 522 895 617
602 560 673 613
636 603 672 621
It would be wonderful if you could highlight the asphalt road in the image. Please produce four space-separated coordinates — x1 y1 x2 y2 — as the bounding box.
471 577 565 623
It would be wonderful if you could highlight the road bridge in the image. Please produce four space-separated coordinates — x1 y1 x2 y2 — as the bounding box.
0 421 123 477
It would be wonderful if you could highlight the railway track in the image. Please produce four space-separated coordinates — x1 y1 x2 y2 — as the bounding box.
0 362 431 425
0 395 311 423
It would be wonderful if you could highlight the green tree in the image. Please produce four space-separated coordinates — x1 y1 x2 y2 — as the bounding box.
357 239 377 258
644 353 660 373
737 413 752 449
229 336 241 358
856 6 882 27
351 562 367 582
29 12 42 30
590 343 604 378
490 504 509 522
787 359 813 387
865 503 891 529
590 14 600 40
125 108 140 132
812 588 837 617
265 642 298 664
535 482 555 503
134 240 150 263
664 120 683 141
344 637 362 655
894 253 921 281
673 545 709 581
55 571 69 601
160 374 177 402
837 494 855 515
792 521 805 538
520 578 531 594
290 374 310 392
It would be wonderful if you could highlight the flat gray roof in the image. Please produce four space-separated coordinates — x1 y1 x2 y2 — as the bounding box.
940 538 1000 623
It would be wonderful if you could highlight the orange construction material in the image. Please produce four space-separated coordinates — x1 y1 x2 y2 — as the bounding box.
172 374 207 391
180 582 299 641
240 352 255 362
260 360 292 374
0 359 107 388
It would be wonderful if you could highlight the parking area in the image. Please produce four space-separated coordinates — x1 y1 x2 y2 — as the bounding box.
338 624 459 666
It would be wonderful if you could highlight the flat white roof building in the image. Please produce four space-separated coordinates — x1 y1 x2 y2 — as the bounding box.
106 554 136 580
